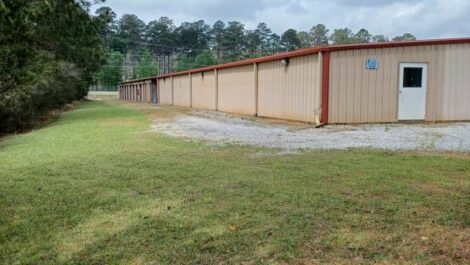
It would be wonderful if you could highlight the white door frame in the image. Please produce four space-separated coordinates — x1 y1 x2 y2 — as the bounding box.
398 63 428 121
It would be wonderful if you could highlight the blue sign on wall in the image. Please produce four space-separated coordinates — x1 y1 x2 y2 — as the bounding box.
366 59 379 69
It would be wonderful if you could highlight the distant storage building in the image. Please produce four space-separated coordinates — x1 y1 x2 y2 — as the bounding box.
119 38 470 124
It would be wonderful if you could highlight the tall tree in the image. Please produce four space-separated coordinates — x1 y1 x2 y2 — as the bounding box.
95 6 117 48
96 51 124 89
175 54 195 71
210 20 226 61
268 33 282 54
117 14 145 52
146 17 176 54
222 21 246 62
310 24 329 46
136 49 159 78
256 23 273 55
297 31 313 48
392 33 417 41
194 50 218 68
353 28 372 43
330 28 353 44
174 20 211 56
281 29 301 51
245 30 261 56
372 35 389 43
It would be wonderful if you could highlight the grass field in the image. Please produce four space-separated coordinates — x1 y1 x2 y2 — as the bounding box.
0 100 469 264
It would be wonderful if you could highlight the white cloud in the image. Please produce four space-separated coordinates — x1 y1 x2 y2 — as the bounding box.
94 0 470 38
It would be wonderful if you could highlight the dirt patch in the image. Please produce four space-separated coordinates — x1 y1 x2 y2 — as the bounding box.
401 223 470 264
413 182 461 195
296 221 470 264
116 101 191 122
147 105 190 122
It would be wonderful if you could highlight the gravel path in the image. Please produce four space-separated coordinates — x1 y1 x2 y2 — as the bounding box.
151 110 470 152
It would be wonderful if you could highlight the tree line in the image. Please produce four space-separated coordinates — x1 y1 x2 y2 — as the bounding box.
95 6 416 88
0 0 105 133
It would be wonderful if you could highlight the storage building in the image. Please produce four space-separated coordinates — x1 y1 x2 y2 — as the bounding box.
119 38 470 124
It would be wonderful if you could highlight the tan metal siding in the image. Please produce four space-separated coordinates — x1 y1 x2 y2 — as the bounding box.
217 65 256 115
143 82 147 102
147 81 151 103
144 81 151 103
191 71 216 110
257 54 321 122
173 75 190 107
328 44 470 123
159 78 173 105
437 44 470 120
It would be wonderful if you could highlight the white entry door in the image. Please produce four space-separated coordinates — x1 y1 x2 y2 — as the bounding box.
398 63 427 120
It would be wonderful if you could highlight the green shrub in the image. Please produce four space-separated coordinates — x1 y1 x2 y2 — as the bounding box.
0 0 105 133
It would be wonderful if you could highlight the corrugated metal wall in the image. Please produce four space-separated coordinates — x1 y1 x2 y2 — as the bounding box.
217 65 256 115
173 75 191 107
328 43 470 123
258 54 322 122
142 83 148 102
438 44 470 121
147 81 152 103
121 43 469 124
191 71 217 110
159 78 173 105
142 81 151 103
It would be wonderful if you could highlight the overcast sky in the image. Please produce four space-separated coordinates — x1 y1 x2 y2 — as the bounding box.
93 0 470 39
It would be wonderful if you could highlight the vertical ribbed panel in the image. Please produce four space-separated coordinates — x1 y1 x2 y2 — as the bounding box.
159 78 173 105
328 44 470 123
172 75 191 107
440 44 470 121
191 71 216 110
147 81 151 103
217 65 256 115
257 54 321 122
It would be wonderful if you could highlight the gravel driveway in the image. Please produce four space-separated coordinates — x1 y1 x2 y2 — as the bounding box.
151 110 470 152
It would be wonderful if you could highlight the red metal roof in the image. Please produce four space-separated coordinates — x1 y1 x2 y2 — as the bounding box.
120 37 470 83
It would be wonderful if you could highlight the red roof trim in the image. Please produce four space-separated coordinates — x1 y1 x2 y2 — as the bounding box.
120 37 470 83
325 37 470 52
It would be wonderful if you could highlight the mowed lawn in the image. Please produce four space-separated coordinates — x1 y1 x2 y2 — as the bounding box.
0 101 469 265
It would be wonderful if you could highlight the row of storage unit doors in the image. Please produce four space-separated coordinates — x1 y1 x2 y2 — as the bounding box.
119 80 158 104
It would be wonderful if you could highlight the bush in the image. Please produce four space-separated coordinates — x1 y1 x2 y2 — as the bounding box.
0 0 105 134
0 51 87 133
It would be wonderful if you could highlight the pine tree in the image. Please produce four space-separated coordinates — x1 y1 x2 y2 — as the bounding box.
310 24 329 46
330 28 353 44
392 33 417 42
281 29 301 51
194 50 218 68
96 51 124 90
137 49 159 78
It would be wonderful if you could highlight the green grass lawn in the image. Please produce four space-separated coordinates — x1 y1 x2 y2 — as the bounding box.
0 101 469 264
